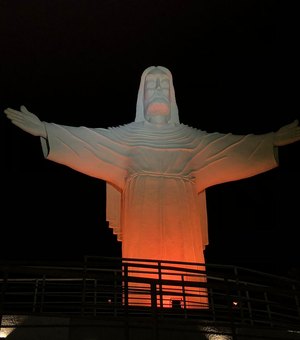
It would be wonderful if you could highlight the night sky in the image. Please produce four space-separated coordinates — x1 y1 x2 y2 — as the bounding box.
1 1 299 278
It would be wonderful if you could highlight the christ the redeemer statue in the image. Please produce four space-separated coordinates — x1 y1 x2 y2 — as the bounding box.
4 66 300 308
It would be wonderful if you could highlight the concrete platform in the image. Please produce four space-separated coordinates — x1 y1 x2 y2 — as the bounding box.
1 314 300 340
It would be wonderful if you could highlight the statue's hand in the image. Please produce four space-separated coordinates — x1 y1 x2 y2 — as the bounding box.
273 119 300 147
4 105 47 138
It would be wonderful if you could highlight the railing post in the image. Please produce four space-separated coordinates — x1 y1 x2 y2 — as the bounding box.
245 286 253 325
181 274 187 318
40 275 46 313
123 263 129 309
151 282 158 340
158 261 163 308
123 262 129 340
81 258 88 316
151 281 157 310
209 287 216 321
32 279 39 313
292 283 300 320
264 291 273 327
225 277 238 340
113 271 118 316
93 279 97 317
233 266 244 323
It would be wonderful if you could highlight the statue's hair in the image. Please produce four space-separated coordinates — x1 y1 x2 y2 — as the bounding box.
135 66 179 124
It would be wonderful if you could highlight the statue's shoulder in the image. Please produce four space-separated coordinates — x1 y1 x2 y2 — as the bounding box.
179 123 206 135
107 121 139 130
101 122 140 141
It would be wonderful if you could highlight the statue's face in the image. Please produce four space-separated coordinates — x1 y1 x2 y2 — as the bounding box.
144 68 171 123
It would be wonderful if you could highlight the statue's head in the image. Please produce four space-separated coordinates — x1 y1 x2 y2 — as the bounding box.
135 66 179 125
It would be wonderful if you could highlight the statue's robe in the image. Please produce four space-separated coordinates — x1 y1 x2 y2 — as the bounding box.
41 120 278 308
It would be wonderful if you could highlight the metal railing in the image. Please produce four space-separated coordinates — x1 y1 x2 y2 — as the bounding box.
0 256 300 332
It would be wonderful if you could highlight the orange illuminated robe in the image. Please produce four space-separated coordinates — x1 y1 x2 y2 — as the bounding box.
41 120 278 308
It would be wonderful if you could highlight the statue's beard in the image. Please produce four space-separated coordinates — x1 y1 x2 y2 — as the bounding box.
145 100 170 116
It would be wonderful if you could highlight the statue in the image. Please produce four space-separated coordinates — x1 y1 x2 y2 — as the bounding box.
4 66 300 308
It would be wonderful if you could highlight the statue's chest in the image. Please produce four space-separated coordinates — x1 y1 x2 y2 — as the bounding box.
127 146 194 171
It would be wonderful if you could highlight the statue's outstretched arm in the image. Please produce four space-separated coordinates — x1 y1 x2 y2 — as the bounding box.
4 105 47 138
273 119 300 146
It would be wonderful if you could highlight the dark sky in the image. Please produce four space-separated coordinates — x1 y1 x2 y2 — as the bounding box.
1 1 299 277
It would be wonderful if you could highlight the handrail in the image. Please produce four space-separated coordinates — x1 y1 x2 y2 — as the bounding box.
0 256 299 333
